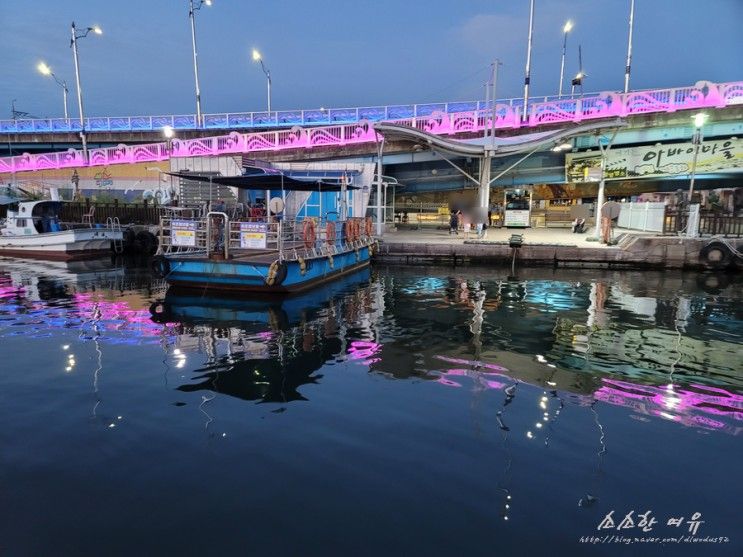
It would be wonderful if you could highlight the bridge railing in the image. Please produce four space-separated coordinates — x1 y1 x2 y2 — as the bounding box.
0 88 672 134
0 80 741 173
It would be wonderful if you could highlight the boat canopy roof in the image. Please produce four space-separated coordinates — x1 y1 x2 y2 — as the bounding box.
167 167 360 191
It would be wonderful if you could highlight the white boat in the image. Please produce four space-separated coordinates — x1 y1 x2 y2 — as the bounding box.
0 200 122 260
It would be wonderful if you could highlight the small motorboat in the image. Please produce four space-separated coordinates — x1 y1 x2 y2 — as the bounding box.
0 200 123 260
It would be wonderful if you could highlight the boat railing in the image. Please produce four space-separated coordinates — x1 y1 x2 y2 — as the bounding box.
157 214 376 259
276 217 375 261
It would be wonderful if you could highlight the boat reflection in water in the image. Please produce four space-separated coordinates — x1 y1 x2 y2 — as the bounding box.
151 268 374 404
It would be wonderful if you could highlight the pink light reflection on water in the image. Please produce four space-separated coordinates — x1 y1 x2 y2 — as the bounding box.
347 340 381 365
0 285 24 299
72 293 166 337
595 378 743 432
439 367 507 390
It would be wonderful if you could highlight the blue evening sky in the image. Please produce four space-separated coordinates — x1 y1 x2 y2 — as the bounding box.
3 0 742 118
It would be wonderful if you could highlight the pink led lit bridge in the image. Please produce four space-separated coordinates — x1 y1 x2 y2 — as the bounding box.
1 80 740 174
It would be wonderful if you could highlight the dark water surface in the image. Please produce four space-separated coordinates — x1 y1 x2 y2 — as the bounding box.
1 257 741 556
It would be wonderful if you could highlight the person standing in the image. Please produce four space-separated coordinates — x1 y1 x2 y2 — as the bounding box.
449 210 458 235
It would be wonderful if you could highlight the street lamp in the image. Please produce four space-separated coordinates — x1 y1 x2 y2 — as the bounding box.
558 20 573 99
624 0 635 93
70 22 103 162
163 125 175 155
188 0 212 128
252 48 272 113
522 0 535 120
687 112 708 203
37 62 69 119
571 71 585 97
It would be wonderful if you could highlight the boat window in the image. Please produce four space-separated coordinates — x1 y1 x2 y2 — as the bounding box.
16 218 27 227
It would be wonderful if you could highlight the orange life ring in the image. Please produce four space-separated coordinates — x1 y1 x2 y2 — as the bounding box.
302 219 316 248
344 220 353 242
326 221 336 244
365 216 373 237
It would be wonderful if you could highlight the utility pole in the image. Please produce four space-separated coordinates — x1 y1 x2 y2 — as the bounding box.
522 0 535 121
624 0 635 93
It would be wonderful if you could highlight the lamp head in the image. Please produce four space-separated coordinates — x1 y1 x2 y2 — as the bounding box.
37 62 52 76
204 0 212 5
693 113 708 128
162 125 175 139
91 25 103 35
563 20 573 33
251 48 262 62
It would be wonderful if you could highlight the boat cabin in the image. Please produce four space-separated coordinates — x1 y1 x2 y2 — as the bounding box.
1 201 64 236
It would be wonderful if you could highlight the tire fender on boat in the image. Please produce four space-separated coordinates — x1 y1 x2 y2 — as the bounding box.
150 255 171 278
298 257 307 276
266 260 288 286
699 241 732 270
328 254 334 269
136 230 159 256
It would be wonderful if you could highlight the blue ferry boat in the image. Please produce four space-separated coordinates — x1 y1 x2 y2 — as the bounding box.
151 166 377 293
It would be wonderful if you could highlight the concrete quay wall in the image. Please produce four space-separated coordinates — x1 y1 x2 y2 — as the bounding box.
375 236 743 271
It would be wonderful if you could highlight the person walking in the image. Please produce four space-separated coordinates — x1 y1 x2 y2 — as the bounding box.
449 210 459 235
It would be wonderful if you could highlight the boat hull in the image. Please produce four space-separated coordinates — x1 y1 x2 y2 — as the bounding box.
0 228 121 261
163 244 372 293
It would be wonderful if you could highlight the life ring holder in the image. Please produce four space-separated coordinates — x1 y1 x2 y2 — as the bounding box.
302 219 317 248
326 221 336 244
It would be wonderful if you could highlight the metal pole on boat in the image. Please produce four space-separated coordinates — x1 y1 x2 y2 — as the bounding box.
521 0 535 121
340 173 348 222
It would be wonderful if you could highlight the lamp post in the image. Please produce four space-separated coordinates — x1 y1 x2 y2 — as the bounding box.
163 125 175 155
70 22 102 162
522 0 535 121
571 72 585 96
687 113 707 202
189 0 212 128
252 49 272 113
37 62 69 120
624 0 635 93
558 20 573 98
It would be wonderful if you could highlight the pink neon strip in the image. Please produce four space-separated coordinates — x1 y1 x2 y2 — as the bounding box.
0 80 740 174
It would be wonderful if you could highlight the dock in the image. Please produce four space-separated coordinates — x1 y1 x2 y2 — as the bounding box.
375 227 743 270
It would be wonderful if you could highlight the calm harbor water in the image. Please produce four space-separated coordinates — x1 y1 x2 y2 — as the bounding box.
1 257 741 556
